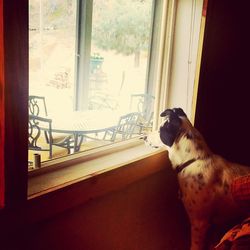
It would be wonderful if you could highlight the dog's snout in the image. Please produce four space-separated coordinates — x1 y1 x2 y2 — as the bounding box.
140 135 148 141
142 131 163 148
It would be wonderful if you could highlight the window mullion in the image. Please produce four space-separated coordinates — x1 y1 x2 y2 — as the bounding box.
74 0 93 111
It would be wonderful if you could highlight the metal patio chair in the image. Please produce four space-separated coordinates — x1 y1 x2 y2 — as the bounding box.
103 112 142 142
28 115 74 160
28 114 53 159
129 93 155 130
28 96 75 158
29 95 48 117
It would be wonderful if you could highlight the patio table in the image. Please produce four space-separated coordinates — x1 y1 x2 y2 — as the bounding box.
45 110 122 152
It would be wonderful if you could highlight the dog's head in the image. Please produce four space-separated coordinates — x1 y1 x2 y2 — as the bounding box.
144 108 189 149
159 108 188 147
145 108 211 165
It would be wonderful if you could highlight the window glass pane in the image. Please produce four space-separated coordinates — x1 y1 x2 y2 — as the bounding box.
29 0 76 112
28 0 155 168
89 0 153 111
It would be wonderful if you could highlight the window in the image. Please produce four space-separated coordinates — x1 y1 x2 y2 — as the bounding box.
1 0 206 206
27 0 205 170
28 0 159 167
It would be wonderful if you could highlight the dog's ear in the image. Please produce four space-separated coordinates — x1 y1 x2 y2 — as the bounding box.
173 108 187 117
160 108 187 118
160 109 172 117
159 109 182 147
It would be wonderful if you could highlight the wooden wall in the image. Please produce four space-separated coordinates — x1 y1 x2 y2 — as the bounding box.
0 0 5 208
0 0 28 207
3 169 190 250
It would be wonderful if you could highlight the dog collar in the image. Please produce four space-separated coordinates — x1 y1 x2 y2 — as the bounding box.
175 158 197 174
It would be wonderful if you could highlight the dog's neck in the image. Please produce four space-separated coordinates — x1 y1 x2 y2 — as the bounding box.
174 158 197 174
167 133 211 170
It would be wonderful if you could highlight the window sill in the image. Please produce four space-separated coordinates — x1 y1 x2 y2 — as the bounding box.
25 139 171 224
28 139 170 199
0 139 171 229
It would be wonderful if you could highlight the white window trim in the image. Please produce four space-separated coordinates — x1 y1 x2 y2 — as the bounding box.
152 0 177 129
154 0 204 128
168 0 204 117
28 0 205 197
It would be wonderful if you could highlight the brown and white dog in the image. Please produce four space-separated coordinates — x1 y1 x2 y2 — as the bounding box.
146 108 250 250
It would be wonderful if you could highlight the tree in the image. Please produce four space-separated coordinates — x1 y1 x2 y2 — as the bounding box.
92 0 152 67
29 0 75 30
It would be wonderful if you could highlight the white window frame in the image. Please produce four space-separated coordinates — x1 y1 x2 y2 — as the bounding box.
28 0 205 197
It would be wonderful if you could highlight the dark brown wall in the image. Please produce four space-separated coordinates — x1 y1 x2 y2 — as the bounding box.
0 0 28 207
195 0 250 165
3 169 190 250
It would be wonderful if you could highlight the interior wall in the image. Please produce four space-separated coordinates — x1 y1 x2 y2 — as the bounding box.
5 1 249 250
3 169 190 250
195 0 250 165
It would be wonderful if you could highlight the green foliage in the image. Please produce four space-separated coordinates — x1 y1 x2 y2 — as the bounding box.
29 0 153 62
92 0 153 56
29 0 75 30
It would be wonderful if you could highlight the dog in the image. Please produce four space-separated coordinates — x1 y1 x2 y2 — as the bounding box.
145 108 250 250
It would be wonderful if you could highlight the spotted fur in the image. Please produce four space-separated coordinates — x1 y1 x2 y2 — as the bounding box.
145 108 250 250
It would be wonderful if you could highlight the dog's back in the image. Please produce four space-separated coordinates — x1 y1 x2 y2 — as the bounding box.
207 155 250 223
